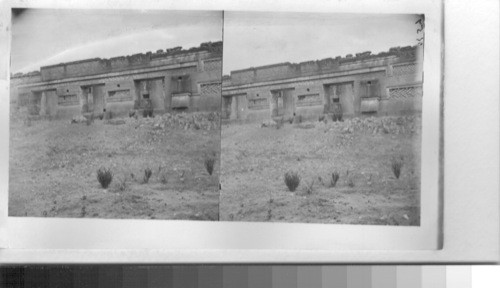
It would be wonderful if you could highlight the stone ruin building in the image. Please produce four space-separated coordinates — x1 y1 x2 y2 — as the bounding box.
222 45 423 121
10 41 222 119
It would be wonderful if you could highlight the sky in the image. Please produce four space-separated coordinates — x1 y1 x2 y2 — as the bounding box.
10 9 223 74
222 12 422 75
11 10 422 75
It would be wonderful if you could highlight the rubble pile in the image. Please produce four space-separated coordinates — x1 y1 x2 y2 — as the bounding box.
144 112 220 131
326 115 421 135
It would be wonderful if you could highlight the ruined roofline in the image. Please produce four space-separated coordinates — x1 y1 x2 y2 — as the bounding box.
37 41 223 71
231 62 293 74
11 71 41 79
229 45 419 75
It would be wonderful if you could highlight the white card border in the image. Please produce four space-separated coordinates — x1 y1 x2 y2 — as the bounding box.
0 0 498 264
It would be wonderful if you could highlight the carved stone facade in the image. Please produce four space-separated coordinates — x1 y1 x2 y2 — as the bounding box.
222 45 424 121
11 41 222 118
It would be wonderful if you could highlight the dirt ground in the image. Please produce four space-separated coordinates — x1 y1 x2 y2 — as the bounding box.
220 116 421 226
9 113 220 220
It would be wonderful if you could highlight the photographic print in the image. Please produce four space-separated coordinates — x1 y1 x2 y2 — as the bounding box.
8 9 223 220
220 12 425 225
3 0 477 260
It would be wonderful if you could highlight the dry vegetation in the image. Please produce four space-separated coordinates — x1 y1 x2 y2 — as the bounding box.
9 111 220 220
220 115 421 226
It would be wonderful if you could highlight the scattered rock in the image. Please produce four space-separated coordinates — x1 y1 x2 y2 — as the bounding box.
261 120 276 128
71 115 87 124
342 127 352 134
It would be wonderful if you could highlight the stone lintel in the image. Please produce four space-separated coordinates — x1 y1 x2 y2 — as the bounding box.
222 66 387 95
18 61 199 91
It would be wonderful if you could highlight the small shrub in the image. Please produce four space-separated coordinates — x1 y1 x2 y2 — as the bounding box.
284 171 301 192
348 178 355 187
97 167 113 188
266 209 272 221
346 170 354 187
304 179 315 194
330 171 340 187
115 175 128 192
391 156 404 179
143 168 152 184
204 155 216 175
159 172 168 184
80 206 86 217
156 165 168 184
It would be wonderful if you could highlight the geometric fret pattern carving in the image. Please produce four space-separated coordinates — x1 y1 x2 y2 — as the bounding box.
388 86 423 99
248 97 269 110
203 59 222 72
58 94 79 106
107 89 132 102
200 83 221 98
392 63 417 76
296 93 322 107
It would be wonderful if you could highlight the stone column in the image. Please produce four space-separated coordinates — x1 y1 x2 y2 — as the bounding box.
270 92 277 118
40 91 47 116
162 78 168 111
230 96 238 120
78 88 84 113
87 87 94 112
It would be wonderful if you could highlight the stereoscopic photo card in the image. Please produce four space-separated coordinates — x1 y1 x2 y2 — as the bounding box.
7 0 498 264
7 9 223 221
220 12 426 226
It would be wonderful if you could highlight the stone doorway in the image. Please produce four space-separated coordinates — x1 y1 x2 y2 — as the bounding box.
324 82 355 116
222 96 232 119
134 78 166 111
271 88 295 119
81 84 105 113
223 94 246 120
230 94 243 120
29 91 42 115
30 90 57 116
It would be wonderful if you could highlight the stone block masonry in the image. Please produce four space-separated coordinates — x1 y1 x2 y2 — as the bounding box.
222 45 424 121
11 41 223 119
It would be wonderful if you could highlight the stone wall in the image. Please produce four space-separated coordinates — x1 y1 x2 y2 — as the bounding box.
229 45 420 86
10 72 42 105
223 46 423 121
38 41 222 82
12 42 223 119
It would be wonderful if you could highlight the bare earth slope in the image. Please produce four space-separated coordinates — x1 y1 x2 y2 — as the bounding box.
220 116 421 226
9 113 220 220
